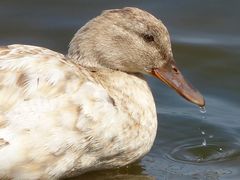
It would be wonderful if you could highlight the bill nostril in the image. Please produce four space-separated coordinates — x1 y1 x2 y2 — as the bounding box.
172 65 179 73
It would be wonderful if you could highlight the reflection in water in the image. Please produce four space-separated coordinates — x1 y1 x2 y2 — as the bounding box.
71 162 155 180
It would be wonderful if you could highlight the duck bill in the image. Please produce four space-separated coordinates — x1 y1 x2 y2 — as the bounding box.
151 66 205 107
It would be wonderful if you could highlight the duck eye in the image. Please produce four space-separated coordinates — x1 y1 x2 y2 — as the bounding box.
143 34 154 42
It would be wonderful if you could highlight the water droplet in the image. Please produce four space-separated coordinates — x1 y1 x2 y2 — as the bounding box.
209 134 214 138
199 106 206 114
201 131 205 135
197 158 202 162
199 106 207 120
219 147 223 151
202 138 207 146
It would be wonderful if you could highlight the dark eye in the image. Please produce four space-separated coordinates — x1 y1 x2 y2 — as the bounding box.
143 34 154 42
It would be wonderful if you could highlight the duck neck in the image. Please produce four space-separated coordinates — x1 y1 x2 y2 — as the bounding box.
67 39 103 70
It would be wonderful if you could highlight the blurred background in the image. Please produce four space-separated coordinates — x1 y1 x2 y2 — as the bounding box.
0 0 239 179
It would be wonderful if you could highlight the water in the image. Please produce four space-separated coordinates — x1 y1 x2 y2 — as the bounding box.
200 106 207 114
202 138 207 146
1 0 240 179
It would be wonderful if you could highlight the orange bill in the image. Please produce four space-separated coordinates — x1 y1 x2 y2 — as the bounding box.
151 62 205 107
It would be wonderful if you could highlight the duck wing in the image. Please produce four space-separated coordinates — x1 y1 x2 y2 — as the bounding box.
0 44 117 178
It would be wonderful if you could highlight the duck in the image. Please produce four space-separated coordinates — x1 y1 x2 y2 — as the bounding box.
0 7 204 179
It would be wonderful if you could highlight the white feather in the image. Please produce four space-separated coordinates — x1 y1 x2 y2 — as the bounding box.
0 44 157 179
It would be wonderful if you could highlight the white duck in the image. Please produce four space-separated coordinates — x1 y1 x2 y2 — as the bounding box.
0 7 204 179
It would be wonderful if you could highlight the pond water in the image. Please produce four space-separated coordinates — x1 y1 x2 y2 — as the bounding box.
0 0 239 179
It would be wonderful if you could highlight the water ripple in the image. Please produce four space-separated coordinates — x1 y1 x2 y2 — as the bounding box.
166 138 240 164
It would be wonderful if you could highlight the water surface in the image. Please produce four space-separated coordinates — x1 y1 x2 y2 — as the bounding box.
0 1 239 179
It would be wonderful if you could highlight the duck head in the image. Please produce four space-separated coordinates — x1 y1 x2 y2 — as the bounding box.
68 7 205 107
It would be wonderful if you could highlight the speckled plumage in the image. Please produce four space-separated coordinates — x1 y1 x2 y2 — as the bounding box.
0 7 203 179
0 43 156 178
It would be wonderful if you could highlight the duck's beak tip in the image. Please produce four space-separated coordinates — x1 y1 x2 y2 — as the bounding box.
151 67 205 107
186 90 205 107
197 96 205 107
